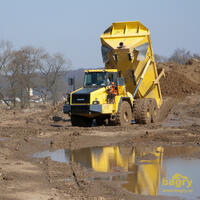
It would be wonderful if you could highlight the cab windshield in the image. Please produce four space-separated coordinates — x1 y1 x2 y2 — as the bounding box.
84 72 106 87
84 71 118 87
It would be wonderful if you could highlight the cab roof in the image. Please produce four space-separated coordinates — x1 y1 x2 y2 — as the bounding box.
84 69 118 73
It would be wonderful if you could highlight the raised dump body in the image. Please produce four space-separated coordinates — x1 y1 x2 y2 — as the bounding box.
101 21 163 107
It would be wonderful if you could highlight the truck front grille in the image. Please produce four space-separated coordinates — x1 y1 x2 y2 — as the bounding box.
72 94 90 104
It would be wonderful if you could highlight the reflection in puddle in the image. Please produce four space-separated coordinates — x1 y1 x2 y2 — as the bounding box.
33 145 200 199
0 137 7 141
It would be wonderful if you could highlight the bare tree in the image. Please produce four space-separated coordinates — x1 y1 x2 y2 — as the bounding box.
193 53 200 61
0 40 12 71
0 40 71 108
35 52 52 102
0 40 13 106
38 53 70 106
5 46 43 108
168 48 192 64
48 54 69 106
20 47 43 106
154 53 168 63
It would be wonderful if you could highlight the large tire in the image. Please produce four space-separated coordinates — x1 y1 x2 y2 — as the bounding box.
149 99 158 123
71 115 80 126
116 101 132 126
71 115 93 127
133 99 151 124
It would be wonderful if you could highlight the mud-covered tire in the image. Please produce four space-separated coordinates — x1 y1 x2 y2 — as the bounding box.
133 99 151 124
149 99 158 123
71 115 93 127
71 115 79 126
116 101 132 126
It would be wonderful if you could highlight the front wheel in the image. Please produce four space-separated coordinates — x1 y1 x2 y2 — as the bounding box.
116 101 132 126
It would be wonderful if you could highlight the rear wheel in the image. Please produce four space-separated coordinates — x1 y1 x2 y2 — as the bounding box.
150 99 158 123
71 115 93 127
116 101 132 126
133 99 151 124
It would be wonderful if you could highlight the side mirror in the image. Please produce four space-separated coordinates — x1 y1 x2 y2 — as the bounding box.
106 79 111 86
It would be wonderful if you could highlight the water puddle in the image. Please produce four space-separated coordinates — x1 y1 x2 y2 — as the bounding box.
0 137 8 141
33 145 200 199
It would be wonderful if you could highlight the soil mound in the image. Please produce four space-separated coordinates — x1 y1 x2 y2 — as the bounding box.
160 70 200 97
158 61 200 97
185 58 200 65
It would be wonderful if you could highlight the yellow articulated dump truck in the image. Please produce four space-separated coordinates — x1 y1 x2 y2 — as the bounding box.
63 21 164 126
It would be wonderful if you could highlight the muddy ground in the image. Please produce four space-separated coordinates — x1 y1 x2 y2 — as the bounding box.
0 61 200 200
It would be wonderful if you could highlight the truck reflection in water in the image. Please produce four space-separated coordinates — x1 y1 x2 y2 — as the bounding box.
65 145 164 196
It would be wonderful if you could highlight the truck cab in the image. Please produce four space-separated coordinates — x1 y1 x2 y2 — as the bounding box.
64 69 133 126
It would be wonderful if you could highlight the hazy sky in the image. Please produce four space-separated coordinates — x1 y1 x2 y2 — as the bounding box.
0 0 199 69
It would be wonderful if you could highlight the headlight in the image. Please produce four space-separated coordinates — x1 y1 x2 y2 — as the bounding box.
93 98 99 105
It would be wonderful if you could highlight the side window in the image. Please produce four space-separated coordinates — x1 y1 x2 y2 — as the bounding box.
101 45 111 63
107 73 117 84
135 42 149 61
113 73 117 83
84 73 92 86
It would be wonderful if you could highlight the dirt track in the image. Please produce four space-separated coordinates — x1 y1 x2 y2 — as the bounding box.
0 61 200 200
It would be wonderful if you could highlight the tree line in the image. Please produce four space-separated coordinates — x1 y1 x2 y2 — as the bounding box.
0 40 70 108
155 48 200 64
